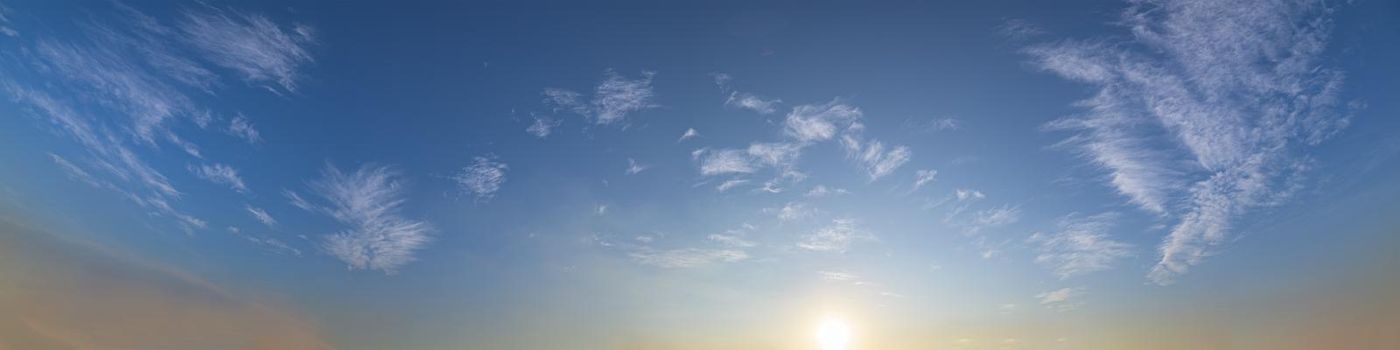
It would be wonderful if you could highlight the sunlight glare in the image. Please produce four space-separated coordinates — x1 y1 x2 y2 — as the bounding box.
816 316 852 350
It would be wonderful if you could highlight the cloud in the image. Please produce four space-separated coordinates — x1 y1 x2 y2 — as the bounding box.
677 127 699 142
1036 287 1085 311
177 6 315 92
903 117 961 133
726 92 781 114
284 189 315 211
452 157 508 201
629 248 747 268
797 219 874 253
768 201 815 222
625 158 648 175
783 99 862 143
189 163 248 193
1026 0 1350 284
0 4 17 37
228 115 262 144
526 116 561 138
0 3 316 233
714 73 780 114
707 234 757 248
913 169 938 190
48 153 105 188
543 70 656 125
956 188 985 201
308 164 432 273
696 149 756 176
845 139 911 181
998 18 1046 40
715 179 749 192
974 205 1020 227
1028 213 1132 279
246 205 277 227
805 185 848 198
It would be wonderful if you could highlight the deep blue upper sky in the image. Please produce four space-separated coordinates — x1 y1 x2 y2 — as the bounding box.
1 0 1398 349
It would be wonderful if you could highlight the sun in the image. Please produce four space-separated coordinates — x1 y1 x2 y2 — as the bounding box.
815 316 852 350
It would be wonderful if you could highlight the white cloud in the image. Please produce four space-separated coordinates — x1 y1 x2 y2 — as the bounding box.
284 189 315 211
707 234 756 248
783 100 862 143
769 201 814 222
1027 0 1350 284
696 149 755 176
543 70 656 125
677 127 699 142
453 157 508 201
746 142 802 168
1037 287 1085 311
904 117 961 132
805 185 848 198
49 153 105 188
974 205 1020 227
798 219 873 253
227 115 261 144
1028 213 1132 279
851 140 911 181
629 248 747 268
818 271 860 283
714 73 780 114
913 169 938 190
309 164 432 273
245 205 277 227
177 6 315 92
726 92 781 114
955 188 985 201
0 3 314 233
189 163 248 193
625 158 648 175
715 179 749 192
526 116 561 138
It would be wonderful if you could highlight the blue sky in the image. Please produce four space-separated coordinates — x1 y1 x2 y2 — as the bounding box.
1 0 1399 349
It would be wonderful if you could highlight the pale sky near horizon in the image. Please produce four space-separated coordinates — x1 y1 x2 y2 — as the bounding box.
1 0 1398 349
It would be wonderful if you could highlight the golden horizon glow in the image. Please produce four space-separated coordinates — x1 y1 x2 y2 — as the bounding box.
815 316 852 350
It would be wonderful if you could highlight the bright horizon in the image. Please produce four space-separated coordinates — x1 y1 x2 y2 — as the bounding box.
1 0 1398 349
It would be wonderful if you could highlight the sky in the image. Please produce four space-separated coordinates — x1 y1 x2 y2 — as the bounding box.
1 0 1398 349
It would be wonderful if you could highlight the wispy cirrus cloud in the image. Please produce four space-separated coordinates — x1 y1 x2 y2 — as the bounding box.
2 2 313 234
307 164 432 273
452 157 508 201
227 115 261 144
695 149 756 176
1027 0 1351 284
692 98 911 187
525 116 561 138
245 205 277 227
842 137 911 181
177 6 315 92
714 73 781 114
543 70 656 125
783 100 862 143
625 158 648 175
1028 212 1132 279
629 248 748 268
797 219 874 253
913 169 938 190
1037 287 1085 312
677 127 699 142
189 163 248 193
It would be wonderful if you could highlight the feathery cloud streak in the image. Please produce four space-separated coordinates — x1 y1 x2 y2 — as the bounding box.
1027 0 1350 284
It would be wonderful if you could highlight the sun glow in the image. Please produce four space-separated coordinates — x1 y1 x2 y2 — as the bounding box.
815 316 852 350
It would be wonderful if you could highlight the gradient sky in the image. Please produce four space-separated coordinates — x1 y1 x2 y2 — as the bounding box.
1 0 1399 349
